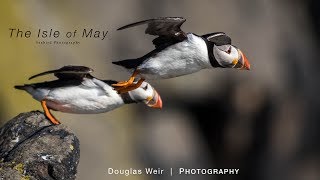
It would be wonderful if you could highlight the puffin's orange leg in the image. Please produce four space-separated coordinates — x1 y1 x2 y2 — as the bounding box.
117 78 145 94
112 70 139 87
41 100 60 125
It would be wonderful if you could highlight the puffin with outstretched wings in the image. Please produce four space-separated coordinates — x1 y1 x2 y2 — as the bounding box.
15 66 162 124
112 17 250 93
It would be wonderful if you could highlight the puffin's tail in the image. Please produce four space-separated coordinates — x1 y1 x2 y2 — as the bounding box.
14 85 27 90
112 58 144 69
14 85 32 91
14 84 45 101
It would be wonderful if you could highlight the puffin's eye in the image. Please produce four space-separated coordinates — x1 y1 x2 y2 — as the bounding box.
226 47 231 54
143 84 148 90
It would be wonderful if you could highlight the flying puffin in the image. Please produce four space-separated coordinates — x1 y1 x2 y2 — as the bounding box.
14 66 162 125
112 17 251 93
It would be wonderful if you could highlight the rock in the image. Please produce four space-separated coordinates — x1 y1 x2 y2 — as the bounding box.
0 111 80 180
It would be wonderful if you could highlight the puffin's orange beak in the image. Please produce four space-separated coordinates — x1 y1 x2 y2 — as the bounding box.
146 89 162 109
238 49 251 70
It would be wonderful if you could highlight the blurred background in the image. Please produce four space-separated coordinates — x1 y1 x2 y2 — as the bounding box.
1 0 320 179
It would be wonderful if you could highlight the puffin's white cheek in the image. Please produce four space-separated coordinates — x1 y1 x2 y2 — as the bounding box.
214 48 231 66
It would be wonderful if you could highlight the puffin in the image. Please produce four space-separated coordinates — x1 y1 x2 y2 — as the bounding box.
14 65 162 125
112 17 251 93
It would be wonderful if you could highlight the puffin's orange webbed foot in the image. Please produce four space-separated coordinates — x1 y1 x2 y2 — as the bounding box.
112 70 143 94
116 78 145 94
112 70 139 87
41 100 60 125
111 78 134 87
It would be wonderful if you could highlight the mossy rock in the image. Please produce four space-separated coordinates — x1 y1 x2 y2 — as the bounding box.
0 111 80 180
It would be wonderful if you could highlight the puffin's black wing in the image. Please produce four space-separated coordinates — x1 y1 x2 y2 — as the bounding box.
28 65 93 80
118 17 187 49
202 32 232 46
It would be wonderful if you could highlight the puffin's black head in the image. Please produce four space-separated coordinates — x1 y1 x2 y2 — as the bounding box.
204 32 250 70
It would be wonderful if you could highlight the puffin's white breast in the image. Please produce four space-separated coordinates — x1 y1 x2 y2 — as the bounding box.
44 79 124 114
138 33 211 79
